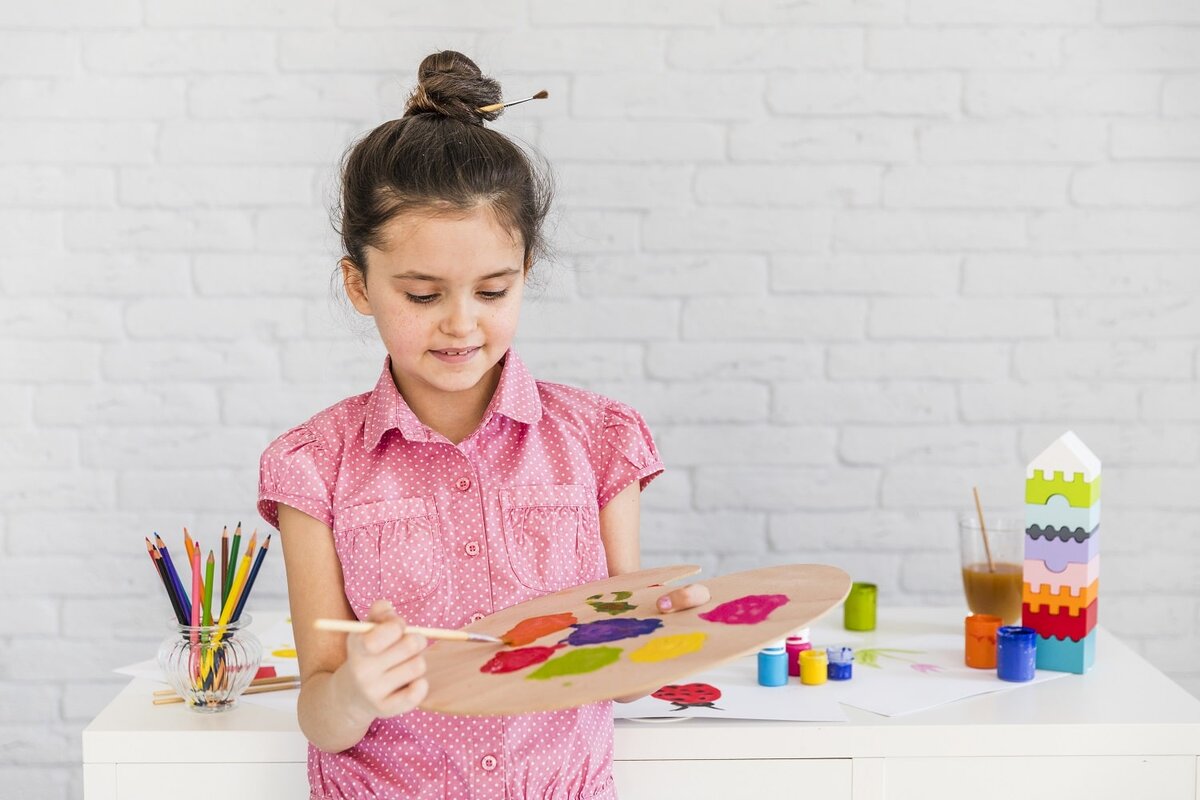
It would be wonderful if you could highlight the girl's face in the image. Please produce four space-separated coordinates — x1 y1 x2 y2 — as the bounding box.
344 205 527 406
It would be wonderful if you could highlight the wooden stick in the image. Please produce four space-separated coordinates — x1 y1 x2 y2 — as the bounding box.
972 486 996 573
152 680 299 706
152 674 298 697
313 618 502 643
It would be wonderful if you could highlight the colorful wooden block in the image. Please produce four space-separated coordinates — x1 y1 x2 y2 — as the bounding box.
1024 530 1100 573
1036 628 1097 674
1023 578 1098 615
1022 598 1098 641
1023 555 1100 596
1025 471 1101 508
1025 496 1101 534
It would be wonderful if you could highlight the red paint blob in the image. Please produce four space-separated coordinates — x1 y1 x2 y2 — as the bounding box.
698 594 789 625
480 644 565 674
501 612 578 646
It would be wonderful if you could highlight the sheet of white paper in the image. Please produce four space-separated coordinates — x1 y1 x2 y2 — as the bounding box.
238 686 300 712
805 629 1071 717
612 659 848 722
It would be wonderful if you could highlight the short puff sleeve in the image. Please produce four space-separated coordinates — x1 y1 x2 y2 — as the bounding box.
257 424 335 530
596 400 665 509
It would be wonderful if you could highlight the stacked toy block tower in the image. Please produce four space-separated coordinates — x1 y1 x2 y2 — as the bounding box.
1022 431 1100 674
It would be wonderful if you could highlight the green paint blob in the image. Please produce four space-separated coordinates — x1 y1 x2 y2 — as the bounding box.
526 646 622 680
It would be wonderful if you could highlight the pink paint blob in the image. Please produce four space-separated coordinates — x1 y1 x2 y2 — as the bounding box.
698 594 790 625
480 643 566 674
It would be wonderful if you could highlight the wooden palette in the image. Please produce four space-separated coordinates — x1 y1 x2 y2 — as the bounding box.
419 563 851 716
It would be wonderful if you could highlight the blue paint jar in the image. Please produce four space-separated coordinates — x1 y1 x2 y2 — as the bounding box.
827 646 854 680
996 626 1037 682
758 641 788 687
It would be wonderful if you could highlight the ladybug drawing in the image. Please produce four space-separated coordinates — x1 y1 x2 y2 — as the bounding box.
650 682 724 712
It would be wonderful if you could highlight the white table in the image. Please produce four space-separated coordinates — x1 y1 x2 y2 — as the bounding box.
83 609 1200 800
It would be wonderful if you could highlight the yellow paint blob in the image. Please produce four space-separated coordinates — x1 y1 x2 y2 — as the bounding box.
628 632 707 663
272 647 297 659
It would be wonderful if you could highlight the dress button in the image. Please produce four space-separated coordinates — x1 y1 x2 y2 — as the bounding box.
465 540 480 557
469 612 485 624
455 476 472 491
481 754 498 772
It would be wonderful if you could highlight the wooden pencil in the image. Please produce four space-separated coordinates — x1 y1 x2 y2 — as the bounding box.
220 525 229 611
313 618 502 643
154 533 191 622
232 534 271 622
153 674 298 696
147 538 186 624
224 523 242 607
202 551 215 627
152 679 300 705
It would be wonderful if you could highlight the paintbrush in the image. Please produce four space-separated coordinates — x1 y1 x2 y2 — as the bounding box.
314 618 502 644
477 89 548 114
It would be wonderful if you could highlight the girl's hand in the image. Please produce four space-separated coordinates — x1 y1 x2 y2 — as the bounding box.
655 582 710 614
334 599 429 722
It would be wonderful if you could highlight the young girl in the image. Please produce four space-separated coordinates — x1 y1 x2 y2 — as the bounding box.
258 50 708 799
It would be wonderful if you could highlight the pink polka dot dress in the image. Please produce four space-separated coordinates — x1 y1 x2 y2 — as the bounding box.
258 350 664 800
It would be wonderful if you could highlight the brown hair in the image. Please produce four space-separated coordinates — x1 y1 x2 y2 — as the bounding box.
334 50 554 280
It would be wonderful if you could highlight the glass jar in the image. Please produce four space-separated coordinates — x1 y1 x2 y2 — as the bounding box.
156 615 263 713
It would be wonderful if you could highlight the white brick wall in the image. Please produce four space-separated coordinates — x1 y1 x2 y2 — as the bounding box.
2 2 1199 796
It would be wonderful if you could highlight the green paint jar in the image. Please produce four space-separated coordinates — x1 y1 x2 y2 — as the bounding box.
844 582 877 631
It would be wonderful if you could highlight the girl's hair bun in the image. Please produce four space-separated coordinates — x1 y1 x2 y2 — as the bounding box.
403 50 503 125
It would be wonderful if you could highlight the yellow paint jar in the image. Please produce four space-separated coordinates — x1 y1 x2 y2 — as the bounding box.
799 648 828 685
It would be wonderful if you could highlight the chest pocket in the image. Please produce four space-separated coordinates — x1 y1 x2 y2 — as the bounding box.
332 497 444 622
500 484 602 593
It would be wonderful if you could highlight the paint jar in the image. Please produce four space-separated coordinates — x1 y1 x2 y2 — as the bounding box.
799 648 828 686
827 647 854 680
785 628 812 677
758 641 788 687
996 625 1037 682
965 614 1002 669
844 582 877 631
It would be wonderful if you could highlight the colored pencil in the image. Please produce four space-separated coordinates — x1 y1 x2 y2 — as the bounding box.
232 534 271 622
183 526 195 564
220 525 229 610
202 551 215 627
191 544 201 626
147 538 186 624
224 532 256 618
313 618 503 644
201 537 254 682
224 523 242 607
189 543 201 684
154 533 191 622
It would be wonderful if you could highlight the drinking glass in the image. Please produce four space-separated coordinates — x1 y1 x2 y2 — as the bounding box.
958 515 1024 625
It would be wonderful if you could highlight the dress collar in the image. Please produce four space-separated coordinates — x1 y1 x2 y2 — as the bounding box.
363 349 542 449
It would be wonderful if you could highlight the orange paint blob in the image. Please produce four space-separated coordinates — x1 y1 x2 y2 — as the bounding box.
501 612 578 646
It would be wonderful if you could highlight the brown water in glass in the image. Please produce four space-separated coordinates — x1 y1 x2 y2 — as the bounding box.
961 562 1023 624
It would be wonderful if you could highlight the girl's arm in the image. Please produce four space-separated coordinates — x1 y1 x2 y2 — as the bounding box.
600 481 710 704
277 503 427 752
599 482 710 612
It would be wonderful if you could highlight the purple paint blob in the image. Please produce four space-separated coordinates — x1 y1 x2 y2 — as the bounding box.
698 594 790 625
566 617 663 646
